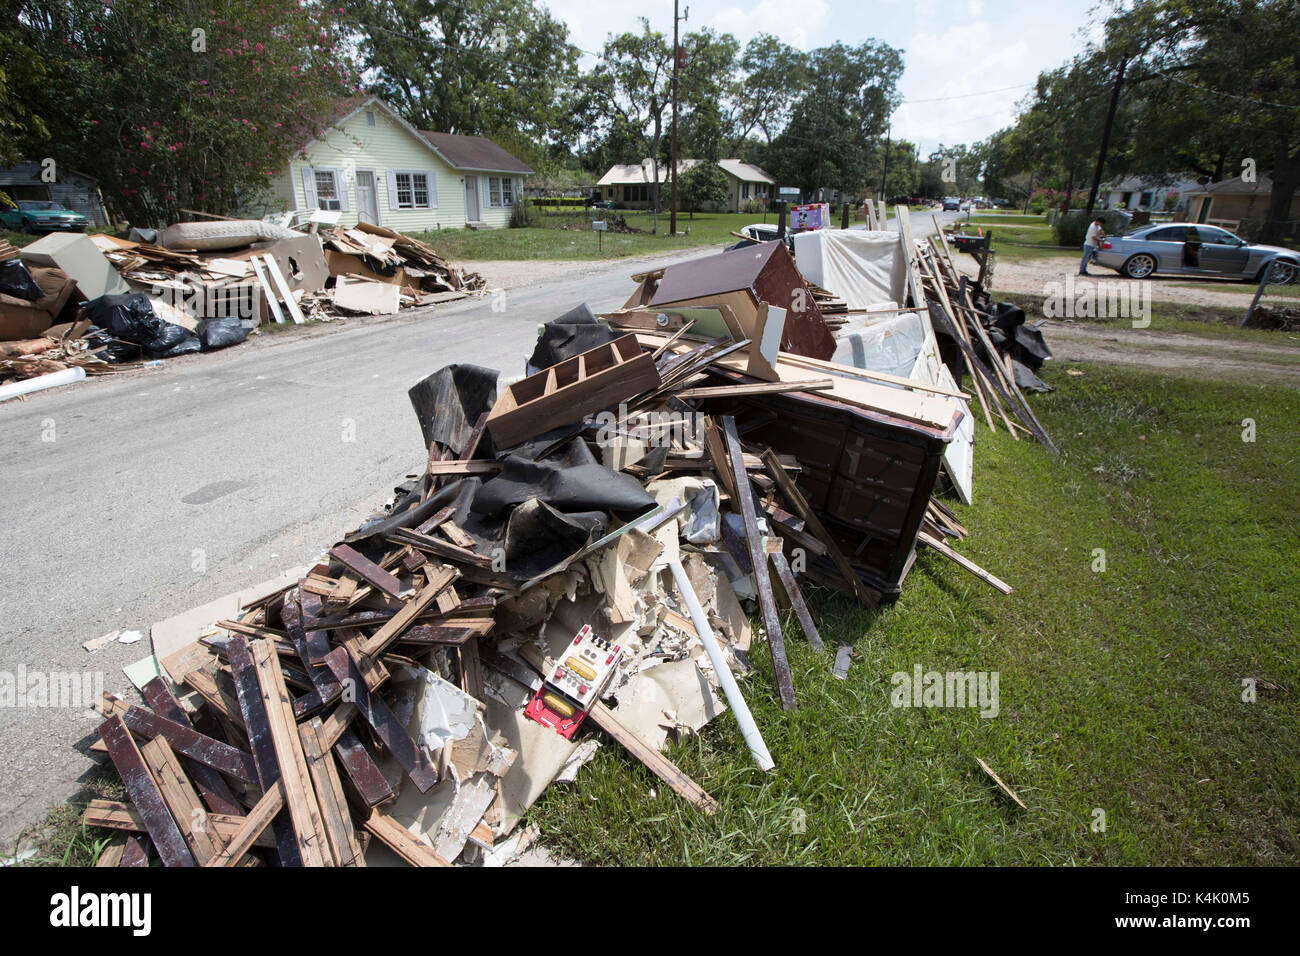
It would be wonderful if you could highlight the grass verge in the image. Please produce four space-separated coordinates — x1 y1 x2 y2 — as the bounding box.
528 362 1299 865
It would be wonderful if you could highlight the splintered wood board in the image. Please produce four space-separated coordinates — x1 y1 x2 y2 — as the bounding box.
486 334 661 449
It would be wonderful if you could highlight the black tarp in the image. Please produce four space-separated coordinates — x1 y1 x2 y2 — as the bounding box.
526 303 616 372
472 437 655 518
407 363 499 456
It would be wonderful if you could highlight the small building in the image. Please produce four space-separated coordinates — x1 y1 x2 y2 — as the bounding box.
596 158 776 213
1184 175 1300 235
0 162 109 227
1100 175 1199 214
250 96 534 231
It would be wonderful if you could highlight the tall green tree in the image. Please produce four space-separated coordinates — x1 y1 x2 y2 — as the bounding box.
10 0 354 224
727 33 808 151
343 0 580 157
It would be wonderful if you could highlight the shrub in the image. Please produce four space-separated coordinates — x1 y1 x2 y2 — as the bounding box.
509 198 533 228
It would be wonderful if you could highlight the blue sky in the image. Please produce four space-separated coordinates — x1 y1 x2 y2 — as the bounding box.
541 0 1102 155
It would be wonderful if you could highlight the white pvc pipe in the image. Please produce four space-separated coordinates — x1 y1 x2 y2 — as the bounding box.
668 557 775 772
0 365 85 403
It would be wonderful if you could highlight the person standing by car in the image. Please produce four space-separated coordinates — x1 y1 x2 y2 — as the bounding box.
1080 216 1106 276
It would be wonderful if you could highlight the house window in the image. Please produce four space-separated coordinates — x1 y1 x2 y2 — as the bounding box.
488 176 515 207
314 170 342 210
365 110 376 127
742 183 750 199
393 171 432 208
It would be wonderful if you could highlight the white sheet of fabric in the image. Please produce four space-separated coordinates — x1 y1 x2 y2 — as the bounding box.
792 229 905 308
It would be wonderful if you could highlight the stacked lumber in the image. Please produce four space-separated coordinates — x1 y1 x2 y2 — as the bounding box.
914 228 1057 453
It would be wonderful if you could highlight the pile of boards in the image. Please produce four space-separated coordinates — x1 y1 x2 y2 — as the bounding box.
84 277 1020 865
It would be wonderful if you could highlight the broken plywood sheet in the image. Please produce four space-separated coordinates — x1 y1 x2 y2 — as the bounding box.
333 275 401 315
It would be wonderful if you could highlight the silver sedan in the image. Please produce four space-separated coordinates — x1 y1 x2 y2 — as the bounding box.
1093 222 1299 283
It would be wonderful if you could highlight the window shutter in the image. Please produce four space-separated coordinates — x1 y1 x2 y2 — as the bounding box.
335 170 350 212
386 170 400 210
300 166 318 209
427 170 438 208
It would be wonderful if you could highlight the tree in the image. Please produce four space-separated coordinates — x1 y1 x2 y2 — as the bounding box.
11 0 355 224
582 19 674 219
343 0 580 158
727 33 808 151
767 41 903 200
679 161 729 218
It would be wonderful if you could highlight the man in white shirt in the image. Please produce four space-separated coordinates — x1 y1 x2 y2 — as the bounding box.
1080 217 1106 276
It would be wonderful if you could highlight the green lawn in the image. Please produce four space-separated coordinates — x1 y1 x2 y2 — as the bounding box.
412 208 878 262
529 362 1300 866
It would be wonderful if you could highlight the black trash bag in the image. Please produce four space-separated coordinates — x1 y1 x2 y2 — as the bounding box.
82 292 201 358
0 258 44 301
526 303 617 372
82 325 142 364
196 316 250 351
1011 357 1052 393
472 436 656 518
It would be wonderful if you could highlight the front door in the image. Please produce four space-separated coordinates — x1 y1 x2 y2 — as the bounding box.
356 170 379 224
464 175 480 222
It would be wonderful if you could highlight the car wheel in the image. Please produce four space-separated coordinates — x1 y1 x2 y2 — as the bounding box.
1263 259 1298 285
21 218 34 233
1122 253 1156 279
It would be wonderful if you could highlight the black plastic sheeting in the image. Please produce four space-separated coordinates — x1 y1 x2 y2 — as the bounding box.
472 437 655 518
408 363 498 456
82 293 201 359
990 301 1052 371
0 259 44 301
526 303 616 372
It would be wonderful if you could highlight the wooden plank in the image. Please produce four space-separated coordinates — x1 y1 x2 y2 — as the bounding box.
120 706 258 784
761 447 878 607
140 677 243 816
85 800 276 849
323 645 440 793
673 379 834 399
249 255 286 324
386 528 489 569
768 550 824 651
331 543 409 599
423 459 502 476
281 592 343 704
209 783 285 866
119 836 148 868
358 565 459 659
226 635 302 866
96 836 126 867
97 715 195 867
250 639 331 866
140 736 228 865
332 724 394 807
587 702 719 814
262 252 305 324
721 415 796 711
363 809 451 867
916 530 1013 594
300 717 364 867
701 416 738 501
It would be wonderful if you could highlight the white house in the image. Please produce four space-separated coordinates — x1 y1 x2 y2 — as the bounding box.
250 96 533 231
596 158 776 213
1099 175 1200 215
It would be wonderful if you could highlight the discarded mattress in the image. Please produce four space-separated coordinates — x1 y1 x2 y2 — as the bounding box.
159 219 302 251
792 229 905 309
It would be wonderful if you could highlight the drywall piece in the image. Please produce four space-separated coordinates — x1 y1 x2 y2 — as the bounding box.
20 232 129 299
258 234 329 294
333 275 401 315
610 659 724 751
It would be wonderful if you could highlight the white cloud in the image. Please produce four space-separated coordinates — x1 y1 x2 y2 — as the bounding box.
709 0 832 47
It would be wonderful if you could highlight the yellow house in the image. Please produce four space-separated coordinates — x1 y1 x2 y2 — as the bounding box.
249 96 533 231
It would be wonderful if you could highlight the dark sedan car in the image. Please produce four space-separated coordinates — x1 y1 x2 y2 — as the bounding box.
1093 222 1299 283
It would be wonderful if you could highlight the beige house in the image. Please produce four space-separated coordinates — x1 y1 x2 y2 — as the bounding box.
250 96 533 231
1185 174 1300 232
596 158 776 213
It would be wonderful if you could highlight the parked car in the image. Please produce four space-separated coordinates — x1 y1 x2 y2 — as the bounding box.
0 200 89 233
1093 222 1299 283
942 197 961 211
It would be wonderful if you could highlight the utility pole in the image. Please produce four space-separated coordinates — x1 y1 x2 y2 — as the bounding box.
1085 54 1127 218
879 119 892 204
670 1 688 237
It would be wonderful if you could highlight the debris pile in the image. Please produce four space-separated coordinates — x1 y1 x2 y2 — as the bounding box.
81 206 1048 866
0 218 486 398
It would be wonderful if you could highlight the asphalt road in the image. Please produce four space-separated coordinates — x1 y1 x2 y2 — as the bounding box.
0 210 952 848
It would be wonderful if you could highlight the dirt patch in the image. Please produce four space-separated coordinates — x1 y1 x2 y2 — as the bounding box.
1043 319 1300 387
991 256 1266 308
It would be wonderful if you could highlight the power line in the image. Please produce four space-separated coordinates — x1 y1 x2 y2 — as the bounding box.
1149 67 1299 111
898 82 1035 105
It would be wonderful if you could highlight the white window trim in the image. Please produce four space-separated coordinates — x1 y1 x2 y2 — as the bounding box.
386 169 438 210
302 165 349 213
487 175 517 208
